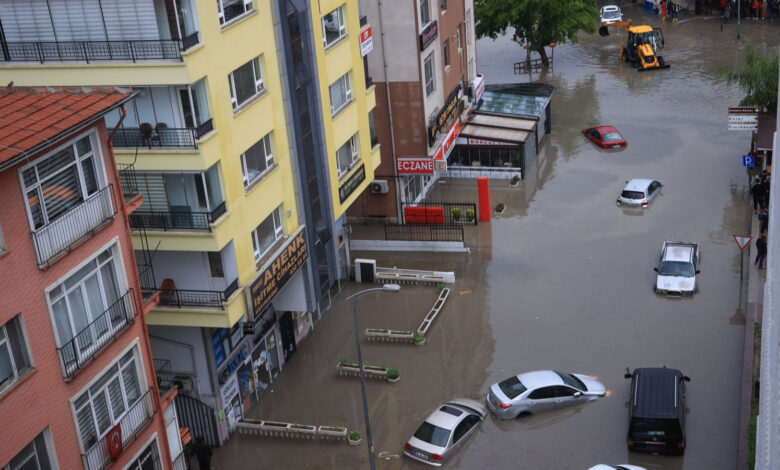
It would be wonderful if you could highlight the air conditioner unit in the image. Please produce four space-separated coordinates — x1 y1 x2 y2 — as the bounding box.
173 375 195 394
370 180 389 194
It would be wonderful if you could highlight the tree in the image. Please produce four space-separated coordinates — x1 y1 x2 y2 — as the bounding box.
722 42 778 112
475 0 598 66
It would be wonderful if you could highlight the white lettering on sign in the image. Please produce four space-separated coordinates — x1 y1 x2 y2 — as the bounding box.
397 158 434 174
728 115 759 123
360 27 373 56
728 123 758 131
467 138 513 146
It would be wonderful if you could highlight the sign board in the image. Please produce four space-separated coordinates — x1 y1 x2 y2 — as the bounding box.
419 20 438 51
338 164 366 203
466 138 514 146
729 106 760 114
733 234 753 251
434 159 447 171
428 85 462 145
220 372 242 429
729 115 758 123
743 155 755 168
360 26 373 56
249 228 308 316
729 123 758 131
397 157 434 174
434 119 461 161
472 75 485 103
728 106 759 131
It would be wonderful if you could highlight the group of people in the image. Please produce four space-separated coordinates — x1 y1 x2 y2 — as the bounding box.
721 0 779 22
648 0 682 22
751 172 771 269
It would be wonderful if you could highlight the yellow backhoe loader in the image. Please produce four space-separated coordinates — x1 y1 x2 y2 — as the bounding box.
599 20 669 71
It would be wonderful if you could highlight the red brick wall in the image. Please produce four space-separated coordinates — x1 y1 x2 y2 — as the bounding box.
0 120 169 469
437 0 468 98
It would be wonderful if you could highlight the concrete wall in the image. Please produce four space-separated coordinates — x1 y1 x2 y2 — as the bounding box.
148 325 215 404
360 0 419 82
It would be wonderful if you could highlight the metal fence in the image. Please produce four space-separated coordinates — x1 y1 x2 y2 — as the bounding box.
156 278 238 309
154 359 176 392
384 224 464 242
174 394 221 448
2 39 183 63
401 201 478 225
58 289 136 380
117 163 139 198
111 127 198 149
129 210 213 231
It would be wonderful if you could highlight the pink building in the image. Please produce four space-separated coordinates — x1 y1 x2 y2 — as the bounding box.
0 87 182 470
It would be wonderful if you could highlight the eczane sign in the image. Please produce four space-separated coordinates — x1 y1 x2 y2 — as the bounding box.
397 157 434 174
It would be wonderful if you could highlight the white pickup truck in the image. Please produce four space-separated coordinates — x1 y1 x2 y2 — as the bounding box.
654 241 701 297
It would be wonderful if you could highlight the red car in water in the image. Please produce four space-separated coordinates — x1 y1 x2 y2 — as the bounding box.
582 126 627 149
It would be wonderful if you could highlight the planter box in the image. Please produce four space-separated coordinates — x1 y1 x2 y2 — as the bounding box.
417 288 450 336
337 362 388 379
318 425 348 440
365 328 390 341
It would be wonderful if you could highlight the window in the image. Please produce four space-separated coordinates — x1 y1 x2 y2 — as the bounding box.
424 53 435 96
126 440 162 470
329 72 353 115
179 78 211 129
443 40 450 67
457 24 462 52
241 133 275 187
0 314 33 394
252 207 284 263
229 56 265 110
322 5 346 47
440 0 447 12
528 387 555 400
336 135 360 178
368 110 378 147
208 252 224 278
218 0 253 25
4 428 57 470
74 349 142 451
21 134 104 230
420 0 430 26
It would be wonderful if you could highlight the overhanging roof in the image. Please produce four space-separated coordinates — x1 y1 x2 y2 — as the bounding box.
757 112 776 151
461 123 530 144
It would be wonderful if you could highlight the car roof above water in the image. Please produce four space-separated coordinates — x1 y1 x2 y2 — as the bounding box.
624 178 654 192
631 367 682 419
517 370 563 389
663 244 694 262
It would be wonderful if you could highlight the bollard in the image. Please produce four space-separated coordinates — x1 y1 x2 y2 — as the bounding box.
478 177 491 222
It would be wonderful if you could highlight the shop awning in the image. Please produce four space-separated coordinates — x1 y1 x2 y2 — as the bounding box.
468 113 537 132
461 123 530 144
459 111 538 145
757 112 776 151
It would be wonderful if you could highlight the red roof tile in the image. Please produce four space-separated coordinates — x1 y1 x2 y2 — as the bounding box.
0 86 132 165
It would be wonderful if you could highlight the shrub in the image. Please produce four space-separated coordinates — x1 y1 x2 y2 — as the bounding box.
413 333 424 343
451 208 462 220
466 209 476 221
349 431 361 441
386 368 400 380
436 283 446 292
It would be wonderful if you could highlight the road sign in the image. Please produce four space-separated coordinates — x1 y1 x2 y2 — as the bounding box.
733 234 753 251
743 155 755 168
729 106 760 114
729 122 758 131
728 106 759 131
549 41 557 48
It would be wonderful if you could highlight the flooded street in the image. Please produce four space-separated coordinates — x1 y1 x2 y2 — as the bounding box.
212 4 779 469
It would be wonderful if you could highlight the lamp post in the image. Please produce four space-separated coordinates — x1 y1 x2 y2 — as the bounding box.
345 283 401 470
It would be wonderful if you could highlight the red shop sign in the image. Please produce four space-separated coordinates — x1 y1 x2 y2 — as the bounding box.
397 157 435 174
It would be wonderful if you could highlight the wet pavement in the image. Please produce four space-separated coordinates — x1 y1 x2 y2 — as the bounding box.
210 4 780 469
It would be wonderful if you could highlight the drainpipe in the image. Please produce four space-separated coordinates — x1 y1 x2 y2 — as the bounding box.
378 0 402 222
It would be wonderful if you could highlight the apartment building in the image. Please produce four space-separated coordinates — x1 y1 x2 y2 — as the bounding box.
0 87 182 470
349 0 479 220
0 0 377 437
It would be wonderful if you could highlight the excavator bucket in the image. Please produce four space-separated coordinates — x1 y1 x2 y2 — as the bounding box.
599 25 610 37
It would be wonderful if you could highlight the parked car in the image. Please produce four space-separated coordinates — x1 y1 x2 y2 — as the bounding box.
654 241 701 297
617 179 663 208
582 126 627 149
624 367 690 455
403 399 487 467
600 5 623 24
486 370 606 419
589 465 647 470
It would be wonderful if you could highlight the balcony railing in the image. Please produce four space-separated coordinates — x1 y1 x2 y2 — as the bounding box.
1 39 183 63
117 163 139 199
129 207 218 232
154 359 175 392
157 278 239 309
58 289 136 380
111 127 199 149
32 184 115 269
139 263 158 302
172 452 188 470
82 388 156 470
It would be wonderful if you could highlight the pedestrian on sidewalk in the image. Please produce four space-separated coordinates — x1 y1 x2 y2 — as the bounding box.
755 233 768 269
753 0 761 19
724 1 733 22
751 176 763 212
673 1 681 21
193 437 212 470
763 0 769 18
707 0 714 14
759 208 769 233
662 0 668 20
761 175 771 210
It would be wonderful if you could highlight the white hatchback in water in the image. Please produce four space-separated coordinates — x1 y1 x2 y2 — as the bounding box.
617 178 663 208
600 5 623 24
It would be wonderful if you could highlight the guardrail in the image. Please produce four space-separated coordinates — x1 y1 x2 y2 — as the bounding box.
157 279 238 309
1 39 183 63
401 201 478 225
117 163 139 198
111 127 198 149
384 224 464 242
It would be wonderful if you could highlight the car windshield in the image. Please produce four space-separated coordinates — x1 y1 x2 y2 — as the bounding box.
413 422 451 448
621 190 645 200
630 417 680 435
603 132 623 141
499 376 527 399
555 371 586 391
659 261 695 277
603 10 621 18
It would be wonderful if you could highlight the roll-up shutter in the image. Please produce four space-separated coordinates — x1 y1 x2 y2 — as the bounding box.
47 0 105 41
0 0 56 42
100 0 160 40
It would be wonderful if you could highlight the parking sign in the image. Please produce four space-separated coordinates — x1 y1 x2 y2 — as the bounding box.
743 155 755 168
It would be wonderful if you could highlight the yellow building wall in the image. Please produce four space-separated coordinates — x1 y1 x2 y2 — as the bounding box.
312 0 375 220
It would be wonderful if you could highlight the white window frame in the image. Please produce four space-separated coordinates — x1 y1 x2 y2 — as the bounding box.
424 53 435 96
3 428 59 470
241 133 275 188
420 0 431 26
252 207 284 263
322 4 347 48
0 314 33 396
0 219 6 253
229 56 265 110
218 0 254 26
443 39 450 68
124 438 163 470
337 135 360 178
19 131 106 231
329 72 353 115
457 24 462 53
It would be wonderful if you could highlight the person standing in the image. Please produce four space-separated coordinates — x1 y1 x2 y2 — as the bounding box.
762 0 769 18
755 233 768 269
193 437 213 470
753 0 761 19
673 1 681 21
662 0 668 20
751 176 764 212
759 208 770 233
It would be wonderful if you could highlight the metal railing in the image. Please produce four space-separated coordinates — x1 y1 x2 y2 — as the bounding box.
174 394 221 448
154 359 176 392
1 39 183 63
401 201 478 225
172 452 189 470
384 224 464 242
32 185 115 268
82 388 156 470
182 32 200 51
139 264 158 302
157 278 238 309
111 127 198 149
58 289 136 380
129 209 216 232
117 163 139 198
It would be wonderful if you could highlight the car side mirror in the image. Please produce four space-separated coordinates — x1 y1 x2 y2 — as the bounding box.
695 270 700 274
653 267 659 273
624 373 632 379
574 391 582 397
683 376 691 382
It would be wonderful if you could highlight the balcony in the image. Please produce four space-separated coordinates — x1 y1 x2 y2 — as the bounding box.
0 40 183 64
129 203 226 232
31 185 116 269
111 121 214 149
58 290 136 380
156 278 239 309
82 388 156 470
118 164 139 199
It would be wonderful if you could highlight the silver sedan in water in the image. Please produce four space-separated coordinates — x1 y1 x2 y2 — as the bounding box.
486 370 606 419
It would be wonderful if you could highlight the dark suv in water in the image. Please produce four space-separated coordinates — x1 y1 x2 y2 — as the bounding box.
624 367 691 455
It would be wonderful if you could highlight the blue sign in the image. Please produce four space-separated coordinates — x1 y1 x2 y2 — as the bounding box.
743 155 755 168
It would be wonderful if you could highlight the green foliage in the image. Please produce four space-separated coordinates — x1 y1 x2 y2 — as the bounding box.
386 368 400 380
436 283 446 292
452 208 463 220
475 0 598 52
721 41 779 112
466 209 476 221
413 333 424 343
349 430 362 441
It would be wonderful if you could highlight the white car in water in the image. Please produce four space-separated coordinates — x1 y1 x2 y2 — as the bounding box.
617 178 663 208
589 465 646 470
654 241 701 297
600 5 623 24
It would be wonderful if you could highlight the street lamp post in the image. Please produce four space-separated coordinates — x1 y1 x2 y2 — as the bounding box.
345 283 401 470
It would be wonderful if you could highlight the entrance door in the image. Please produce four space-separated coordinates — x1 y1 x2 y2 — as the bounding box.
278 312 297 362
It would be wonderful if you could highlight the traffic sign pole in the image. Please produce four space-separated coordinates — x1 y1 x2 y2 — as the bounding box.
733 234 754 280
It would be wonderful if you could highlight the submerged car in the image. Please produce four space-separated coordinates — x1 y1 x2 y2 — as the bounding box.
486 370 606 419
403 399 487 467
583 126 627 149
589 466 646 470
654 241 701 297
617 179 663 208
600 5 623 24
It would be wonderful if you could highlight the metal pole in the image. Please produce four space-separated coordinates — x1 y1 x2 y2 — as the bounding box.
352 298 376 470
740 250 744 280
738 0 741 39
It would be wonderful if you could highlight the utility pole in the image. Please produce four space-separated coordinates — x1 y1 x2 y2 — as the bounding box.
738 0 741 39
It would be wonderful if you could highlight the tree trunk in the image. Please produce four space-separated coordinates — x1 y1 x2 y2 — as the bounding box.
537 46 549 66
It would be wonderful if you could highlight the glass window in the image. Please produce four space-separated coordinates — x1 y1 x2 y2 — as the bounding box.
336 135 360 178
0 220 6 253
5 428 56 470
368 111 378 147
555 371 586 390
180 78 212 129
420 0 430 25
242 133 275 187
457 24 462 51
329 72 353 115
413 421 450 447
125 440 162 470
0 314 33 394
322 5 347 47
443 40 450 67
252 207 284 263
218 0 254 25
424 53 435 96
208 252 224 278
498 376 527 399
440 0 447 12
229 56 265 109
